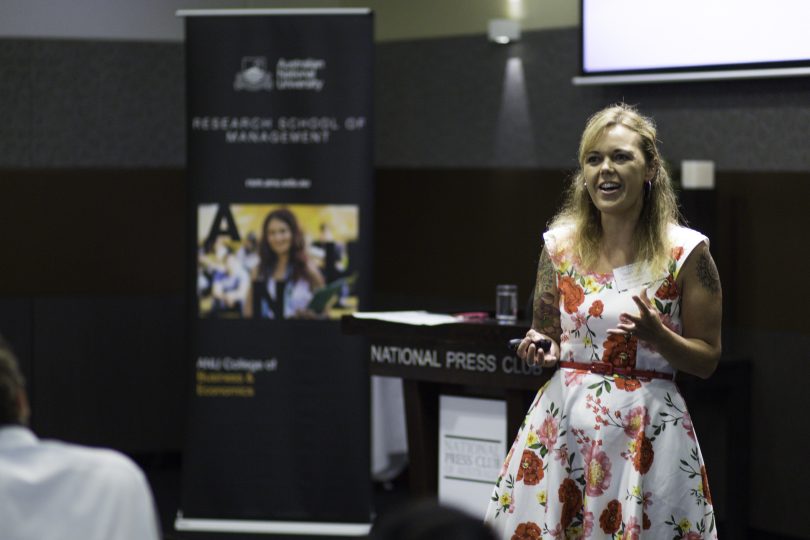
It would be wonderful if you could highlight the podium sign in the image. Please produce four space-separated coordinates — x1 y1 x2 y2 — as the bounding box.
438 396 507 519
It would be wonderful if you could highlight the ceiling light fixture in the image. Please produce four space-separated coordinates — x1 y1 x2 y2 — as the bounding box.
488 19 520 44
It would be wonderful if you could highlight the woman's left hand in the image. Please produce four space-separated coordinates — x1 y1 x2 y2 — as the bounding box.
607 288 666 345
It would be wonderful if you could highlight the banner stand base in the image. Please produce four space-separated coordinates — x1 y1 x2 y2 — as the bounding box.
175 513 372 536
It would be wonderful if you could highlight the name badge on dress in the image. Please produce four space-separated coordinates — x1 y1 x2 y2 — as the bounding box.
613 262 662 293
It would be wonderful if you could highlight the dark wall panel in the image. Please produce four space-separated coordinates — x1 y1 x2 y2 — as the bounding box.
30 295 186 452
376 29 810 172
0 295 185 453
0 39 184 168
0 169 186 453
0 299 34 386
3 33 810 172
372 168 568 313
373 168 810 334
0 169 185 294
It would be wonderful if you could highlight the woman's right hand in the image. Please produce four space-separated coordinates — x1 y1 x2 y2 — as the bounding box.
516 329 559 367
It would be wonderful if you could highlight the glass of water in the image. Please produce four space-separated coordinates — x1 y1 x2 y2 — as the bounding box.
496 284 518 324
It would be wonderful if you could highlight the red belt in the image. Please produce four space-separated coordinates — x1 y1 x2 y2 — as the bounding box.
558 361 674 381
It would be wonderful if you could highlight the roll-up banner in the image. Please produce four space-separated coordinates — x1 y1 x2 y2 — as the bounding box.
176 9 373 536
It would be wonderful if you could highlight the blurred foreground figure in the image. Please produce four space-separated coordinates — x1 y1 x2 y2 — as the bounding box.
370 499 497 540
0 335 161 540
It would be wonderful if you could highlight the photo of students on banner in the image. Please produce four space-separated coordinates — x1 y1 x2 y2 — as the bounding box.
198 203 358 320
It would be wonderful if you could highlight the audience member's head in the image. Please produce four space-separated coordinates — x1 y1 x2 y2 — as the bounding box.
0 335 29 426
0 333 162 540
369 499 497 540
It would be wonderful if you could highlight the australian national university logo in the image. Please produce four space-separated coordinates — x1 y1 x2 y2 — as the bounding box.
234 56 327 92
234 57 274 91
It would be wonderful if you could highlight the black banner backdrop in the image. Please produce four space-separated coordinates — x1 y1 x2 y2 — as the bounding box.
176 9 373 535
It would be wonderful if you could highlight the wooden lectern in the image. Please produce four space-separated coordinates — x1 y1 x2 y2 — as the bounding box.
342 314 546 497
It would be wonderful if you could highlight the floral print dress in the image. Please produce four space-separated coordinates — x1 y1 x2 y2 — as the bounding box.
484 225 718 540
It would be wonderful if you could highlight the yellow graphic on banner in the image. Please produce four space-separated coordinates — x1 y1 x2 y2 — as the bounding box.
197 204 359 321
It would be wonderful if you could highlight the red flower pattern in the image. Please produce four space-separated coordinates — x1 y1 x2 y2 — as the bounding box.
615 376 642 392
485 237 717 540
583 441 612 496
632 433 654 474
701 465 713 505
558 275 585 314
558 478 582 528
682 411 696 441
599 500 622 534
601 333 637 367
621 516 641 540
622 406 649 438
538 416 559 449
655 274 679 300
516 450 543 485
511 521 541 540
564 369 587 386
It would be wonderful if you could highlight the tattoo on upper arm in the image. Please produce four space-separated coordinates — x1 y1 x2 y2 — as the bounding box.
536 247 556 295
533 247 562 341
696 251 721 295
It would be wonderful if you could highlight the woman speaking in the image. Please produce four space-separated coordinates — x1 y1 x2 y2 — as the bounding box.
485 104 721 539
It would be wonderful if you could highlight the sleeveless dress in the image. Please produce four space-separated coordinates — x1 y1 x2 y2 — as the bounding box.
484 225 718 540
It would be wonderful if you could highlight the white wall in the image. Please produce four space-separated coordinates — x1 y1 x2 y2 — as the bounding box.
0 0 238 41
0 0 578 42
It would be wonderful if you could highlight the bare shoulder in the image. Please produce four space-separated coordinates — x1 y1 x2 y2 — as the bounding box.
680 241 721 297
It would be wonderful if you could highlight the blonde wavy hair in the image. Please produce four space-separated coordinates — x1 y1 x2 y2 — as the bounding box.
549 103 681 273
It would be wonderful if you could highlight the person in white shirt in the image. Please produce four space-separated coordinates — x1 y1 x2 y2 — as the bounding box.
0 335 162 540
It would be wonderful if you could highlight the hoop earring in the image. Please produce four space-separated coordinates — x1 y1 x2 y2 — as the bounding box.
644 180 652 197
